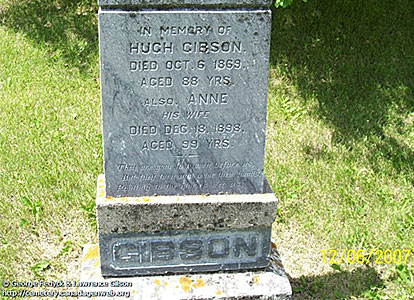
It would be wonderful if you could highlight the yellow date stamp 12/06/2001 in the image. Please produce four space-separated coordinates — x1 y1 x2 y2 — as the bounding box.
321 249 412 265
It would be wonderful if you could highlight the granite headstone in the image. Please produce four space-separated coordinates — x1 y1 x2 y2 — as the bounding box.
94 4 291 299
99 6 271 197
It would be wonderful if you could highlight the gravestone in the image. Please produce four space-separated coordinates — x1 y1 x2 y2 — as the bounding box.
80 0 292 299
100 8 270 197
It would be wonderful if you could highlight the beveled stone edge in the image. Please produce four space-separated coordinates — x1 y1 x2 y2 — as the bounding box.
96 174 278 234
96 174 276 205
98 0 272 9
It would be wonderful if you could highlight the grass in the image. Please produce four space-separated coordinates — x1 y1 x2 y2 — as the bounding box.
266 0 414 299
0 0 100 285
0 0 413 299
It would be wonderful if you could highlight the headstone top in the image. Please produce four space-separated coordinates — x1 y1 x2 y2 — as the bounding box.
98 0 272 8
99 10 271 197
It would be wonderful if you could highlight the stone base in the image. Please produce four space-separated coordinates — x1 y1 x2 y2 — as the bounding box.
96 174 277 235
95 175 279 276
80 244 292 300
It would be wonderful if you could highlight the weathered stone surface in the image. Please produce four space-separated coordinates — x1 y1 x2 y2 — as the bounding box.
98 0 272 8
95 175 277 276
99 10 271 197
99 227 271 276
80 243 292 299
96 175 277 234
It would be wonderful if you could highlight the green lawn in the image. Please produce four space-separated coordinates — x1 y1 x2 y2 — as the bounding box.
0 0 413 299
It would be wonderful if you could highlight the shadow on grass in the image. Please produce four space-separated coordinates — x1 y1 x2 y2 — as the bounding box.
270 0 414 176
290 266 383 300
2 0 413 175
0 0 98 73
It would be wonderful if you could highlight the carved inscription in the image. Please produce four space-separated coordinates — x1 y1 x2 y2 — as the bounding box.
100 11 271 196
101 228 270 273
127 24 250 155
